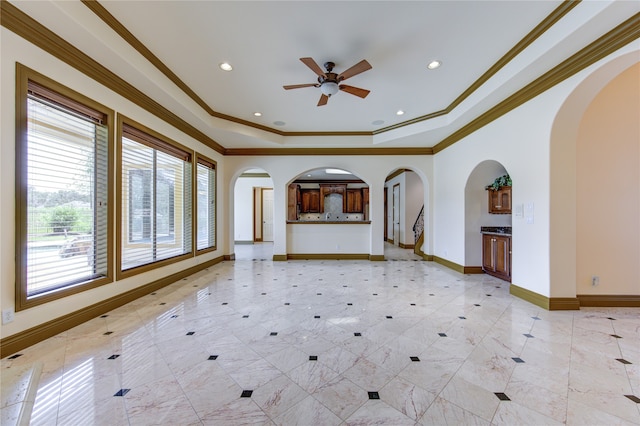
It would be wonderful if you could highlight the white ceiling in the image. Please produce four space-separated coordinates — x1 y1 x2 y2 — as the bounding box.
12 1 639 149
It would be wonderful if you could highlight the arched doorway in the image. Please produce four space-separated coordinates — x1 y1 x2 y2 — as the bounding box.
233 168 274 260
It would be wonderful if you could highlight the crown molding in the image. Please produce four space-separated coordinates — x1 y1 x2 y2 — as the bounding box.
0 0 226 155
433 12 640 153
83 0 579 137
224 147 433 156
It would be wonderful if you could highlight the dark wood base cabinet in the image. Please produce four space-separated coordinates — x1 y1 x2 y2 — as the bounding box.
482 233 511 282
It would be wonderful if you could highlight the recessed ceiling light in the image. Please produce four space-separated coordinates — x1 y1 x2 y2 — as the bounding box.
307 174 312 177
219 62 233 71
427 60 441 70
253 112 262 117
396 110 405 116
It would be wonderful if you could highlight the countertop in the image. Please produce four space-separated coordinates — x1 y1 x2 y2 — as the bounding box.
480 226 512 235
287 220 371 224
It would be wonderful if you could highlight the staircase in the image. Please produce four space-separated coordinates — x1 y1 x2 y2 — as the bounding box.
412 206 425 257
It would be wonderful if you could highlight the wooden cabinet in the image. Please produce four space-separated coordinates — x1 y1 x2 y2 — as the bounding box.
300 189 320 213
482 233 511 282
488 186 512 214
346 189 363 213
319 184 346 212
288 184 299 221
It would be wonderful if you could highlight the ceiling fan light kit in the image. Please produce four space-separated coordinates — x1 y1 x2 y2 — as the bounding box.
284 57 372 106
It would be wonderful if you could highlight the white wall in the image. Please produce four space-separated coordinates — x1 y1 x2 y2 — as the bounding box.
0 29 224 339
287 224 370 254
233 176 273 242
224 156 433 258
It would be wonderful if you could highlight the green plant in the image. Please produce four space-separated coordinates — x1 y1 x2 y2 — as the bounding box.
48 206 79 233
489 174 512 191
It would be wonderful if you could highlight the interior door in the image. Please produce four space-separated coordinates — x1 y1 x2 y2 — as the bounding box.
393 184 400 246
262 188 274 242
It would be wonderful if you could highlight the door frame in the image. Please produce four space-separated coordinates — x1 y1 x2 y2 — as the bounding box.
261 187 274 242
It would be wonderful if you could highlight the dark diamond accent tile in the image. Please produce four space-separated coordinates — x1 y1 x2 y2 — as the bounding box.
114 389 130 397
151 293 156 295
611 334 623 339
171 315 178 318
159 303 166 305
444 286 449 288
208 355 218 360
317 293 322 296
474 304 481 307
532 316 541 320
386 316 393 319
108 355 120 360
458 316 466 320
624 395 640 403
410 303 416 306
261 293 267 295
372 293 378 296
243 315 249 318
512 357 525 363
347 303 353 306
429 294 435 296
410 356 420 362
293 285 298 287
186 331 195 336
222 302 228 305
607 317 616 320
616 358 632 365
368 391 380 400
104 331 113 335
270 332 278 336
523 334 534 338
284 303 290 305
343 285 348 287
314 316 321 319
486 294 492 297
438 333 447 337
354 332 362 337
240 390 253 398
100 315 109 318
309 356 318 361
8 354 22 360
495 392 511 401
393 285 398 288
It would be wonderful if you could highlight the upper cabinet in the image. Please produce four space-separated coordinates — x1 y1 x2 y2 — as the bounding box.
300 189 321 213
346 188 363 213
488 186 512 214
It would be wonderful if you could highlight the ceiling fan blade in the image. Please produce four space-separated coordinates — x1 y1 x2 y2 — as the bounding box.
338 59 372 81
300 57 326 78
283 83 318 90
317 94 329 106
339 84 370 99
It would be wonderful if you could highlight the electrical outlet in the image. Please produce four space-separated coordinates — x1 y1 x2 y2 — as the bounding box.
592 276 599 286
2 309 15 324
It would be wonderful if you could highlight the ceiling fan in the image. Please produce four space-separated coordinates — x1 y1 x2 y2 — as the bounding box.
283 57 372 106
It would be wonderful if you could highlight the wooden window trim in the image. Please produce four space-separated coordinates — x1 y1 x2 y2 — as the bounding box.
195 153 217 255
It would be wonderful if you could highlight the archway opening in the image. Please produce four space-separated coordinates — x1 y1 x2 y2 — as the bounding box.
233 168 274 260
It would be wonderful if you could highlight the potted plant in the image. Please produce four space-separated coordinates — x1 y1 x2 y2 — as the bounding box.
487 174 511 191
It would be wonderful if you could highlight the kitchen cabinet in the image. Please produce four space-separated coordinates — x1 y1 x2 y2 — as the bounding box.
482 233 511 282
288 184 299 221
319 184 346 212
346 189 363 213
300 189 320 213
488 186 512 214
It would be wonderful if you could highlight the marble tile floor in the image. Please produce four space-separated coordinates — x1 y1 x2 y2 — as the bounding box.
2 250 639 425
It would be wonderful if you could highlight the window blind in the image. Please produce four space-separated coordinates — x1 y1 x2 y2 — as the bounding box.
196 159 216 251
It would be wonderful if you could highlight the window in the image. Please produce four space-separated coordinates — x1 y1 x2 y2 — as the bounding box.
118 119 193 276
15 66 113 309
196 155 216 252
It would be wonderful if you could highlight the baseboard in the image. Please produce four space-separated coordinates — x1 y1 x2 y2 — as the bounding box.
1 256 225 358
422 254 434 261
510 283 550 310
387 239 394 245
224 253 235 261
254 238 263 242
463 266 484 274
272 254 287 261
234 240 254 245
577 294 640 307
369 255 385 261
399 243 415 249
286 253 370 260
432 256 464 274
549 297 581 310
